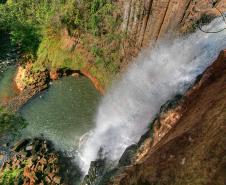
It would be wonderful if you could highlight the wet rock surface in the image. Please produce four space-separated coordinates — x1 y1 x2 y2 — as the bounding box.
81 159 106 185
50 68 81 81
80 159 112 185
80 93 184 185
0 138 82 185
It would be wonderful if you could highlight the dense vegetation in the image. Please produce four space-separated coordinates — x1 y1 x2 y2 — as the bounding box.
0 0 125 88
0 168 23 185
0 0 63 57
0 107 27 137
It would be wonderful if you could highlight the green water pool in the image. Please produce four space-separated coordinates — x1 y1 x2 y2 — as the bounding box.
20 76 100 155
0 66 18 104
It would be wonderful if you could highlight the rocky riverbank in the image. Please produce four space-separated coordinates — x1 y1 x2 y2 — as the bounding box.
0 138 81 185
2 63 49 112
2 62 104 112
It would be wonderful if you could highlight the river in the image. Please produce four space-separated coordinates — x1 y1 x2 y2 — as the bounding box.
19 76 100 157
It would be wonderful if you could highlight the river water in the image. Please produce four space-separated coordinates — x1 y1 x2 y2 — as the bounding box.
0 66 18 104
20 76 100 157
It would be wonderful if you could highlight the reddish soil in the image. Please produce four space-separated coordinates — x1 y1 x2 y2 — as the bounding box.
110 51 226 185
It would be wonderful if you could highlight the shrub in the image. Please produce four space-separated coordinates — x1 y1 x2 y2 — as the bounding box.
60 0 120 36
0 0 125 88
0 0 64 57
0 168 23 185
0 108 27 137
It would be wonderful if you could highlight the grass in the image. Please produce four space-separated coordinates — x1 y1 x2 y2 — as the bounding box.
39 36 86 69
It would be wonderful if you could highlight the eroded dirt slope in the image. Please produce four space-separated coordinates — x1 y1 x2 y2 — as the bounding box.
109 50 226 185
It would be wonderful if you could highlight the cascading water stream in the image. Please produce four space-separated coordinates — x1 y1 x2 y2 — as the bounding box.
78 18 226 173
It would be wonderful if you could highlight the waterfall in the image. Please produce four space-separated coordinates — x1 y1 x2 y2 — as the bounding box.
78 17 226 173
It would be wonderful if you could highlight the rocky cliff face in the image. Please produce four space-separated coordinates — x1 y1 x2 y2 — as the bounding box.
107 50 226 185
118 0 226 48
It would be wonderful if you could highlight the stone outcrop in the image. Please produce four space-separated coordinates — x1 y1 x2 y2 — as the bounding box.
109 0 226 76
49 68 81 81
0 138 81 185
107 50 226 184
14 63 49 92
49 70 60 81
81 159 106 185
3 63 49 112
118 0 226 48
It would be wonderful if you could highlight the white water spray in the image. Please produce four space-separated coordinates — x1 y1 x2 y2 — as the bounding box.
79 18 226 173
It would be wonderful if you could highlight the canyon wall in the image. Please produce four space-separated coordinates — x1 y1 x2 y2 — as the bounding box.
108 50 226 185
118 0 226 48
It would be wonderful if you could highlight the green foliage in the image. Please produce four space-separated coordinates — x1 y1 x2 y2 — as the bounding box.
89 0 120 36
61 0 120 36
0 0 124 88
36 35 86 70
91 45 103 58
0 168 23 185
89 0 107 35
35 0 124 87
60 0 84 31
0 31 14 60
0 0 64 56
0 108 27 137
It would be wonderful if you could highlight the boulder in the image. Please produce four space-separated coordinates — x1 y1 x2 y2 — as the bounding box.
12 139 29 152
53 176 61 184
71 72 80 78
26 145 33 151
118 144 138 167
50 70 59 80
1 138 82 185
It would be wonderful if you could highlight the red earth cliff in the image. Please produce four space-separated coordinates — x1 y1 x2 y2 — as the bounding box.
109 50 226 185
